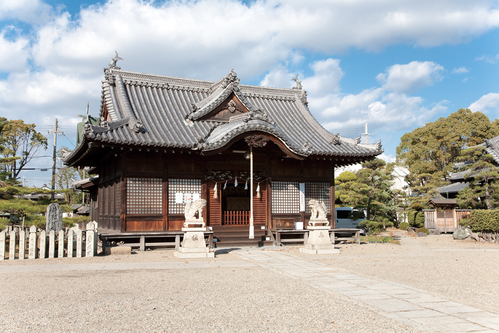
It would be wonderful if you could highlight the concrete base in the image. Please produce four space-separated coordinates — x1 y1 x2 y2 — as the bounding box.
301 226 339 254
174 227 214 258
105 246 132 255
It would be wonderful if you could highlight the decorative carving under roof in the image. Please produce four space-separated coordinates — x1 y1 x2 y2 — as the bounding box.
245 135 270 148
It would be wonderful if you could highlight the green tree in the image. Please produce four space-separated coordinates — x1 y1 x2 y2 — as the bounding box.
335 171 368 208
397 108 497 200
0 119 48 181
456 146 499 210
335 159 395 233
356 159 395 228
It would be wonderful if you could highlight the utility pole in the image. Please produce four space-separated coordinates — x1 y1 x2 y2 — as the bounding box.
49 119 63 201
362 123 373 144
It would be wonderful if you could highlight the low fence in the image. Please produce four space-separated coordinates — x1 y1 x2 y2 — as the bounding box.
0 222 98 260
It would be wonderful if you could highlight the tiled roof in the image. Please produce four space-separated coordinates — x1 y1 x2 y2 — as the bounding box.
485 135 499 164
66 67 383 163
436 182 469 194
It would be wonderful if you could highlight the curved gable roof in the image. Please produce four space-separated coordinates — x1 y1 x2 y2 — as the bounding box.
65 67 383 165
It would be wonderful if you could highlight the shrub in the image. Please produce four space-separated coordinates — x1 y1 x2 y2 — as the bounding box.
407 210 425 228
465 210 499 233
414 212 425 228
359 218 393 234
399 222 409 230
416 227 430 235
411 202 425 211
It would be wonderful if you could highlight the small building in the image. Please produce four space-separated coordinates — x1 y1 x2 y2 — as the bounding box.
64 60 382 236
424 199 470 233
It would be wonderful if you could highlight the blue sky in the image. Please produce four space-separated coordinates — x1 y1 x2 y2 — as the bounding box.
0 0 498 187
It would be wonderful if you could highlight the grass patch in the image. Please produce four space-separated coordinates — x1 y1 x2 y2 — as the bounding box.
360 235 400 245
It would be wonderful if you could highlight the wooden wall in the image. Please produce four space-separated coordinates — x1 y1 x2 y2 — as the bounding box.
93 142 336 232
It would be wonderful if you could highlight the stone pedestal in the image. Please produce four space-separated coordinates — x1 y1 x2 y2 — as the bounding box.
300 225 339 254
174 228 214 258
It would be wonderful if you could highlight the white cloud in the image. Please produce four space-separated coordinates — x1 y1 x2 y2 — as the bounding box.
469 93 499 114
0 29 29 72
379 153 396 164
260 65 295 89
321 89 447 133
475 53 499 64
0 0 53 25
376 61 444 93
302 59 344 96
452 67 469 74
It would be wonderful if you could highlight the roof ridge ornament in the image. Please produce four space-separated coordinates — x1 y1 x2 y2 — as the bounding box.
292 74 302 90
330 133 340 145
221 69 240 89
109 51 123 69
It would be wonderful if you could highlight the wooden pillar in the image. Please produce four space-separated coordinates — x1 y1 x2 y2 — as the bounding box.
121 150 127 233
121 176 127 233
330 165 336 228
452 208 457 230
266 180 272 230
201 178 208 227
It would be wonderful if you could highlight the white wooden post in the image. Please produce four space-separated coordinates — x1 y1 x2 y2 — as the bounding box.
29 226 37 259
39 230 46 259
48 230 55 259
19 229 26 260
76 228 83 258
86 222 96 257
58 230 65 258
9 230 16 260
67 229 74 258
0 230 6 260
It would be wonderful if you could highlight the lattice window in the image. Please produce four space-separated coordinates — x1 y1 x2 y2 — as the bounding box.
271 181 300 214
126 177 163 214
305 182 331 214
104 185 109 215
168 179 202 214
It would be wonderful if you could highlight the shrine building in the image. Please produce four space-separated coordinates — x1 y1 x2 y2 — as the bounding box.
64 60 383 238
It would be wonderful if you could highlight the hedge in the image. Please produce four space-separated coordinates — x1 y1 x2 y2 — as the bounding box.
460 210 499 233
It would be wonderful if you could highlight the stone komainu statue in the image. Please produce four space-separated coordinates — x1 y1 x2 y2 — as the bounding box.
308 199 328 224
183 199 207 228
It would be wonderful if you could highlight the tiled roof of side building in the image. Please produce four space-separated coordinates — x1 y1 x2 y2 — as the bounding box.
66 66 383 163
485 135 499 164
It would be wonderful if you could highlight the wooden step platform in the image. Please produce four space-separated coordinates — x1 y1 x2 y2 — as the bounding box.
211 226 274 248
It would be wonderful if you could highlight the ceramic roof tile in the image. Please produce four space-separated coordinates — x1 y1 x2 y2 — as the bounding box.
74 68 383 160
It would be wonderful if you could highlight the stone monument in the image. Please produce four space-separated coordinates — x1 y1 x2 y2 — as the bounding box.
46 203 62 233
174 199 214 258
300 199 339 254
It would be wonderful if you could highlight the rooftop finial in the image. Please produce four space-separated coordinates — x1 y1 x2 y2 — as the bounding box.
109 51 123 69
292 74 302 90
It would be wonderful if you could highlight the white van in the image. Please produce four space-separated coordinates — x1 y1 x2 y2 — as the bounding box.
335 207 365 230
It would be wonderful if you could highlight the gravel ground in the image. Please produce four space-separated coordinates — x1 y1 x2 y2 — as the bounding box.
0 231 497 332
0 264 418 332
303 231 499 315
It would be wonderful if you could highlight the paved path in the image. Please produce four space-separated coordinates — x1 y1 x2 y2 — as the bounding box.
237 250 499 333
